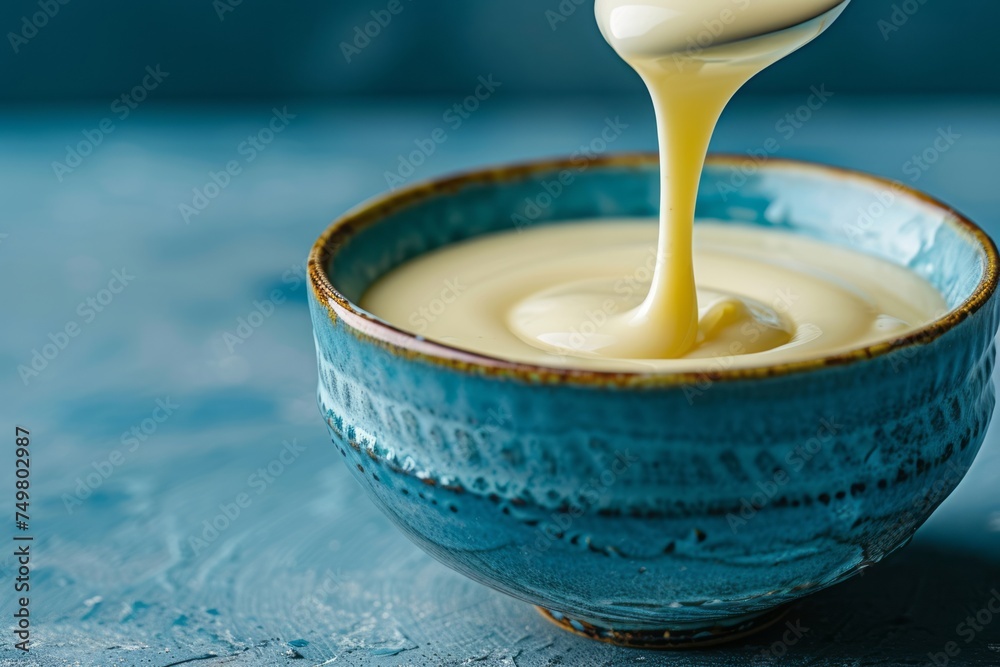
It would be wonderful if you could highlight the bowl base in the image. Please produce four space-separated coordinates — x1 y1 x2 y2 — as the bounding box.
536 604 791 649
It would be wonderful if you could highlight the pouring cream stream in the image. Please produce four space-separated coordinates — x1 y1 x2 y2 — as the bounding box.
522 0 852 359
361 0 947 372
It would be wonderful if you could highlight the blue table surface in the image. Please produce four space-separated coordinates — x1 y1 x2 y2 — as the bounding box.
2 96 1000 666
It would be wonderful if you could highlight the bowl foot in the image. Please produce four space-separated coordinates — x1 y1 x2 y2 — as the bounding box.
536 604 791 649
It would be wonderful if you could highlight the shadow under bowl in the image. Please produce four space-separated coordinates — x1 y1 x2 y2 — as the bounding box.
307 154 1000 648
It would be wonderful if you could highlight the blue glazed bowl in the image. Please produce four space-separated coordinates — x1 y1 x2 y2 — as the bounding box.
307 155 1000 648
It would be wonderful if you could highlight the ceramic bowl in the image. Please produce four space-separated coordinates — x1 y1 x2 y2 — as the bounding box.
307 154 1000 648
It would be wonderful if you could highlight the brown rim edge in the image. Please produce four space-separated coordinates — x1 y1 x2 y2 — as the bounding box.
307 153 1000 388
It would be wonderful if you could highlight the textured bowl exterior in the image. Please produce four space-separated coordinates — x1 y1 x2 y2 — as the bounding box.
308 156 1000 631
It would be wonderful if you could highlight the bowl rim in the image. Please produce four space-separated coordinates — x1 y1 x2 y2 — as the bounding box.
308 153 999 387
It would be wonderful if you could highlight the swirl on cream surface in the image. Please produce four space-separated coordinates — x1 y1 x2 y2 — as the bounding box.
362 221 945 373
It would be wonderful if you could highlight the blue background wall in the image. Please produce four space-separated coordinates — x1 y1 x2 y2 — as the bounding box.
1 0 997 102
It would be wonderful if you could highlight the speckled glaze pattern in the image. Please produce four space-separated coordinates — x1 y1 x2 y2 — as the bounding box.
307 155 1000 641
